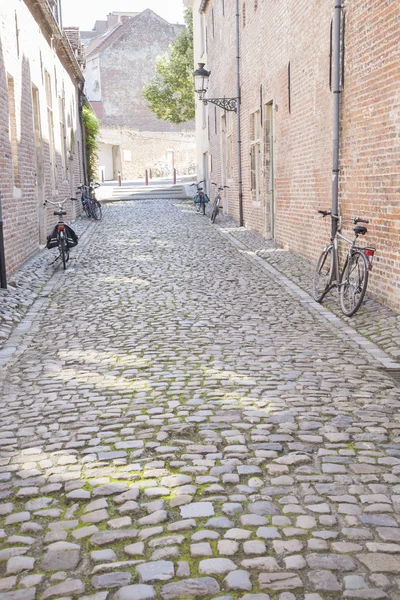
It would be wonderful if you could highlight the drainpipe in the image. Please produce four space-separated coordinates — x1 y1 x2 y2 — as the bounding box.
235 0 244 227
0 194 7 289
331 0 342 237
78 87 88 186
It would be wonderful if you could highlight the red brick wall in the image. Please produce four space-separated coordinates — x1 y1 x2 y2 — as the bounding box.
0 29 84 276
204 0 400 311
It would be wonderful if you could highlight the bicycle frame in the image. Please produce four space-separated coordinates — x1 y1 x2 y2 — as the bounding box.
325 215 371 292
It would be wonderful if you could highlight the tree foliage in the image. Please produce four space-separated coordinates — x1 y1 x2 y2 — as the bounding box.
82 104 99 182
143 10 195 125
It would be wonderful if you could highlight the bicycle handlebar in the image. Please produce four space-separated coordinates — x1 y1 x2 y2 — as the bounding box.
318 210 369 225
44 197 76 207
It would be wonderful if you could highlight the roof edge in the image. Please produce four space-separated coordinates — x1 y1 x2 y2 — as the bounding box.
24 0 84 84
200 0 210 12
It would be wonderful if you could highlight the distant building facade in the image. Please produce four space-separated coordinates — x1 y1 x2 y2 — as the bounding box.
83 10 196 181
189 0 400 312
0 0 85 275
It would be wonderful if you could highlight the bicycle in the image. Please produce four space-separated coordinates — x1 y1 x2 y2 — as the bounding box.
77 184 91 218
210 183 228 224
45 197 78 270
77 183 102 220
88 182 102 221
190 180 210 216
313 210 376 317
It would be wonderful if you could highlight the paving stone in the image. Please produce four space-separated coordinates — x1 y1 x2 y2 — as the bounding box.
181 502 214 518
357 553 400 572
199 558 238 575
161 577 220 599
114 585 156 600
42 579 85 598
7 556 35 573
308 570 342 591
136 561 175 582
224 570 252 591
258 573 303 591
40 550 80 571
92 572 131 589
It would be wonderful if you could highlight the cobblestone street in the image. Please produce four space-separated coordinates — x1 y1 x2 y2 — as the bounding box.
1 199 400 600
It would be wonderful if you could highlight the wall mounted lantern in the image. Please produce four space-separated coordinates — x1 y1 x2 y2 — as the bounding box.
193 63 238 112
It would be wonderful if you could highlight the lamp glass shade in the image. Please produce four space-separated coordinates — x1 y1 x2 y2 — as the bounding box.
194 63 210 97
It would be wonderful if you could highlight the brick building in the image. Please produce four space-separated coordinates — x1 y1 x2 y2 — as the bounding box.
83 10 196 181
189 0 400 311
0 0 85 275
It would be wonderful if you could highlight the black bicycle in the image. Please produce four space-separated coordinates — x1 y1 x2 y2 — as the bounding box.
45 197 78 270
89 182 102 220
77 183 102 220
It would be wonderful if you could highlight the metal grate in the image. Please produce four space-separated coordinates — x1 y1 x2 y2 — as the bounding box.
384 369 400 387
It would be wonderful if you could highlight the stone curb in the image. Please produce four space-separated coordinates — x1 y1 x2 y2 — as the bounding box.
0 216 100 377
216 224 400 372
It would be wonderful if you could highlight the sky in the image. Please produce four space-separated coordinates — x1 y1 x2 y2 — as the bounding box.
62 0 186 30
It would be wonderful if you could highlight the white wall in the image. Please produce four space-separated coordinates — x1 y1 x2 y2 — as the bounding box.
184 0 209 188
85 56 102 102
98 143 114 180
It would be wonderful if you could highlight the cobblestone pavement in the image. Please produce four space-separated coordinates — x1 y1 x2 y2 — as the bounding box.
1 199 400 600
215 210 400 362
0 216 95 351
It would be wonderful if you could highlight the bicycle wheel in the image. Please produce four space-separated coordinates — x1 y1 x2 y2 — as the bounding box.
89 199 98 220
313 246 334 302
340 250 369 317
59 235 68 270
211 199 219 223
82 198 91 218
94 200 103 221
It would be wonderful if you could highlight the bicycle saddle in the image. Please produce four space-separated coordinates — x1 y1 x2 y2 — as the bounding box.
54 210 67 216
354 225 367 235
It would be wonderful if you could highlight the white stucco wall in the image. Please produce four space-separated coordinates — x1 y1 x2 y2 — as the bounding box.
184 0 210 189
84 55 102 102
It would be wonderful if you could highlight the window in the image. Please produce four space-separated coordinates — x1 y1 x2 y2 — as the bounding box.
212 9 215 38
45 70 57 189
222 0 225 16
254 0 258 9
7 75 20 189
242 3 246 27
250 110 261 202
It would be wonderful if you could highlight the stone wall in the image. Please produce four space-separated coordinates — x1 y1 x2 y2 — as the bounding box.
84 10 196 182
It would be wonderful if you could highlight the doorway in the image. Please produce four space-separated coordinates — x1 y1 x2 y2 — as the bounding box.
263 103 275 239
32 86 45 244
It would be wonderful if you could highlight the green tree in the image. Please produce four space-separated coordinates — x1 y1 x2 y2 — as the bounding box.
143 10 195 125
82 104 99 182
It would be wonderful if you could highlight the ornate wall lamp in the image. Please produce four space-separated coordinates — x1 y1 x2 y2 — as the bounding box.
193 63 238 112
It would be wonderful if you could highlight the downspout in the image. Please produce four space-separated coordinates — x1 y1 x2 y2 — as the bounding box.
331 0 342 237
235 0 244 227
0 195 7 289
78 87 88 186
